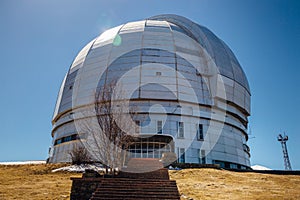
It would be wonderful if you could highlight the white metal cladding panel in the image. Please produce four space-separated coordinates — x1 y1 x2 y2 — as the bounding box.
225 144 238 156
225 117 246 131
93 25 123 48
226 103 247 122
221 76 234 101
143 38 174 46
245 91 251 114
233 82 246 109
143 30 173 38
144 26 171 34
140 88 177 100
225 153 239 164
54 123 76 139
197 26 234 80
173 32 200 52
58 69 79 114
142 56 176 65
142 43 175 52
114 32 143 49
120 21 145 33
237 148 245 157
112 33 143 45
187 149 200 163
140 65 177 99
238 156 247 166
76 63 106 81
231 61 248 91
70 39 96 73
89 43 112 57
83 53 108 66
233 131 246 144
52 114 74 131
187 148 200 163
141 65 176 77
53 74 67 119
210 151 228 161
86 48 111 62
146 20 170 27
213 142 226 153
246 159 250 166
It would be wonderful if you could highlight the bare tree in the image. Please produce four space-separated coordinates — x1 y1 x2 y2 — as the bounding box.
94 81 135 172
74 80 139 174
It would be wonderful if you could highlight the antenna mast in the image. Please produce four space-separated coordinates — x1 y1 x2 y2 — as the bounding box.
277 133 292 170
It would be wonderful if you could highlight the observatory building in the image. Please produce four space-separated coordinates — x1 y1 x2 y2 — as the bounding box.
48 14 251 169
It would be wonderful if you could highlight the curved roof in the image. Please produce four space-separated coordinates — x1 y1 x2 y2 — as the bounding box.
149 14 250 92
53 14 251 121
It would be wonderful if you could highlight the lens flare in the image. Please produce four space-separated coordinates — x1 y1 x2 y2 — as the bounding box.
113 34 122 46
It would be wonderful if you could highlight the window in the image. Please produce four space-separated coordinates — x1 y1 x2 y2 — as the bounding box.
201 149 206 164
177 122 184 138
135 120 141 133
178 148 185 163
156 71 162 76
54 134 79 146
214 160 225 168
230 163 238 169
157 120 163 134
196 124 204 140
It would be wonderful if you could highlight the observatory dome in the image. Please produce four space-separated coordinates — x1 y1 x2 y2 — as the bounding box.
49 14 251 169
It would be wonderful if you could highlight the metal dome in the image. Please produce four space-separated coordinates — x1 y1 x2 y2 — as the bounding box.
53 14 250 121
50 14 251 168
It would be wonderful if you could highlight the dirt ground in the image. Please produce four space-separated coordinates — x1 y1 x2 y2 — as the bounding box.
0 164 299 200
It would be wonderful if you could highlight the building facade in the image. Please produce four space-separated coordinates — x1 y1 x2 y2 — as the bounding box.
49 14 251 169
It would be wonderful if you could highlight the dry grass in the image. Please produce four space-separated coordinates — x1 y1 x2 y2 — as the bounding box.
0 164 299 200
0 164 80 200
169 168 300 200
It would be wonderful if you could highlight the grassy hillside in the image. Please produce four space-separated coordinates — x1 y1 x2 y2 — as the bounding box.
169 169 300 200
0 164 299 200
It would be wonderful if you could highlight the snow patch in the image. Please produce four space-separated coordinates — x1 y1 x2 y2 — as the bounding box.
251 165 271 170
0 161 46 165
52 163 105 173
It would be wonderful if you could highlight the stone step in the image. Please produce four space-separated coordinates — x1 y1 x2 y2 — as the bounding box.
91 198 179 200
92 192 180 196
90 194 180 199
72 158 180 200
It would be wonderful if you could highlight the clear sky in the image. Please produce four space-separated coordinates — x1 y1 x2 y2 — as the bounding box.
0 0 299 170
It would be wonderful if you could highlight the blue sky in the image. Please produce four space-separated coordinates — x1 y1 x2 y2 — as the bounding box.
0 0 299 170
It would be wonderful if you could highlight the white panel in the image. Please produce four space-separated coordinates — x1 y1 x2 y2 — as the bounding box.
70 39 96 72
93 25 123 48
53 73 67 119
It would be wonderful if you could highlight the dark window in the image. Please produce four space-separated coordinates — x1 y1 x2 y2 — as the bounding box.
201 150 206 164
178 122 184 138
54 134 79 146
197 124 204 140
178 148 185 163
157 120 163 134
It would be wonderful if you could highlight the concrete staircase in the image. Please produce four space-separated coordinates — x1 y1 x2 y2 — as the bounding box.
90 178 180 200
89 158 180 200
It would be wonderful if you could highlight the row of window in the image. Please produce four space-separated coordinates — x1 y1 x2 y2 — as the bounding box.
135 120 204 140
54 134 79 146
213 160 250 170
